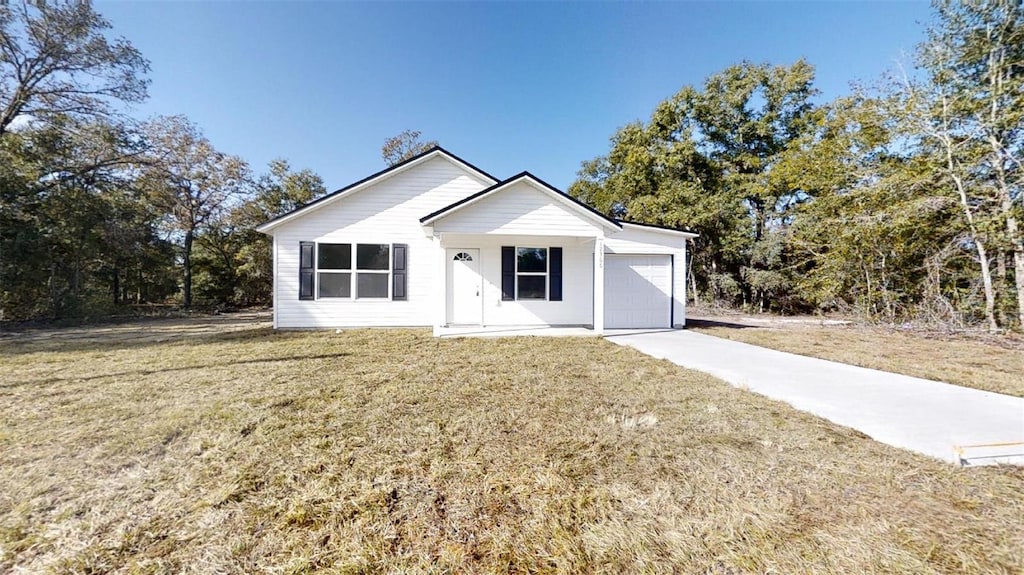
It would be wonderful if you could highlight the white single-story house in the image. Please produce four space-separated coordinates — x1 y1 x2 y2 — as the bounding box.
256 147 697 335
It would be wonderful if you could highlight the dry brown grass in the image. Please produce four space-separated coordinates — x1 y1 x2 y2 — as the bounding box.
1 322 1022 574
689 322 1024 398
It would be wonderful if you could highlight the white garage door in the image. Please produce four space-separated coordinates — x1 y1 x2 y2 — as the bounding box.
604 255 672 329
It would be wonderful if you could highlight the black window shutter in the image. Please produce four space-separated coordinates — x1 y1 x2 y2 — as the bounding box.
501 246 515 301
392 244 407 301
550 247 563 301
299 242 315 300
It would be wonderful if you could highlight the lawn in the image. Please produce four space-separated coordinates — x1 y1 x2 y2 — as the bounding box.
0 322 1021 574
689 320 1024 398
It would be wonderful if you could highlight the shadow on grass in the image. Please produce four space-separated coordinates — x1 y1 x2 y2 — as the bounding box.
0 351 351 390
0 326 290 357
686 318 759 330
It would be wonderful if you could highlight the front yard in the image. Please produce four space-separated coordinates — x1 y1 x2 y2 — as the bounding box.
0 320 1021 573
689 316 1024 397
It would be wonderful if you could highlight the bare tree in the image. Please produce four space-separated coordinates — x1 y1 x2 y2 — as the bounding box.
140 116 248 308
901 74 999 331
381 129 438 166
0 0 149 138
904 0 1024 330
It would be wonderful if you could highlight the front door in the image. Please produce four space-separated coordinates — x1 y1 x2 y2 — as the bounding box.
447 249 482 325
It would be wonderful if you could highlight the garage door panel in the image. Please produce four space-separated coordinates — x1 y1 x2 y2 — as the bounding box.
604 255 672 329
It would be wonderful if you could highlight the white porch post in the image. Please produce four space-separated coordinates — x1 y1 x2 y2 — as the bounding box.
593 235 605 335
433 234 446 336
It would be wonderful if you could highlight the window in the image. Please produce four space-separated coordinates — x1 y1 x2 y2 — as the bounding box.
516 247 547 300
453 252 473 262
318 243 351 298
316 243 390 299
356 244 389 298
501 246 561 302
357 244 389 270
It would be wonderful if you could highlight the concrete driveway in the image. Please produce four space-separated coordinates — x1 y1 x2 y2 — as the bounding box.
606 330 1024 466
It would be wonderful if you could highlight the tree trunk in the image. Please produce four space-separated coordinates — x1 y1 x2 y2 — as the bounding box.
975 238 998 332
995 250 1008 326
183 229 194 309
942 124 998 331
994 152 1023 328
982 18 1023 328
112 267 120 306
1013 237 1024 329
687 241 698 304
862 257 872 318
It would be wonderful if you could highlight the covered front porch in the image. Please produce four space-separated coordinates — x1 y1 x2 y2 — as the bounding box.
427 232 607 336
417 170 633 337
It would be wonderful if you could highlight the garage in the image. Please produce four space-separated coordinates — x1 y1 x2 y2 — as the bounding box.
604 254 673 329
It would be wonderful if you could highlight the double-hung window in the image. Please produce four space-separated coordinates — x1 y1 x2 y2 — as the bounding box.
316 243 391 299
355 244 390 298
318 243 352 298
516 247 547 300
500 245 562 302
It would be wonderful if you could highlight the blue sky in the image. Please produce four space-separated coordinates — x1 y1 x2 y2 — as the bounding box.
97 1 932 191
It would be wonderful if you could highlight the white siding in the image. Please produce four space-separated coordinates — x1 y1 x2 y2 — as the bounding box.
432 181 603 237
604 226 684 254
440 235 594 326
270 156 490 328
266 153 692 330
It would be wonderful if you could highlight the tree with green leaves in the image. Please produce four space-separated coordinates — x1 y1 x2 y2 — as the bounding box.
228 159 326 305
784 93 966 321
0 0 157 320
189 159 325 307
0 117 173 319
685 59 819 242
571 60 819 309
381 129 438 166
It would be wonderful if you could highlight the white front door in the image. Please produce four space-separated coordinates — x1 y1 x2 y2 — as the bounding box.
447 248 482 325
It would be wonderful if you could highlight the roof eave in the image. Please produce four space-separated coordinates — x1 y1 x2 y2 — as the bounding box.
617 220 699 238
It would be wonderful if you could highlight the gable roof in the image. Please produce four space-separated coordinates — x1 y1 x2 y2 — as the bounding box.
256 146 499 233
419 171 622 232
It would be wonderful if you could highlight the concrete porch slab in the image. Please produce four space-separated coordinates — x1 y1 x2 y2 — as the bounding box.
436 326 598 338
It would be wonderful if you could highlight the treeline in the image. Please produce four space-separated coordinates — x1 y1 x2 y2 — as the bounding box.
0 1 325 321
571 1 1023 331
3 2 1021 331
